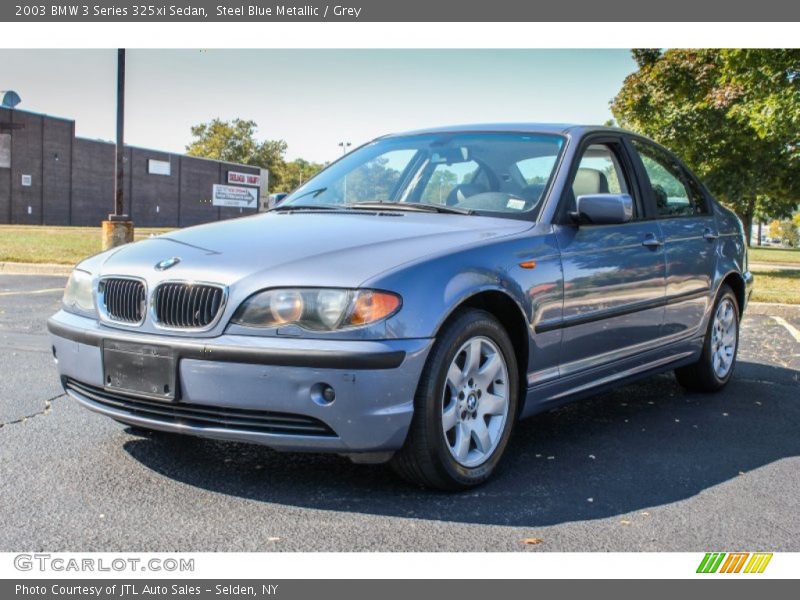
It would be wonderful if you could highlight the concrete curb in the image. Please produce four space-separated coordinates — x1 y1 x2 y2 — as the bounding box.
748 301 800 309
0 262 73 276
750 262 800 271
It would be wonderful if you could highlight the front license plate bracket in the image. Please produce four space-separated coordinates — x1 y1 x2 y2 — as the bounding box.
102 340 178 401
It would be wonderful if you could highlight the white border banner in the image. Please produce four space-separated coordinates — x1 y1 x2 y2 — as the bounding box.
1 552 797 580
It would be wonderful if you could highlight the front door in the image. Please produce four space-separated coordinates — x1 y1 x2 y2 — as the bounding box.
554 140 667 377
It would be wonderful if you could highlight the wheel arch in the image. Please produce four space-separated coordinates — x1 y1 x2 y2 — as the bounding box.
719 270 746 313
435 289 530 414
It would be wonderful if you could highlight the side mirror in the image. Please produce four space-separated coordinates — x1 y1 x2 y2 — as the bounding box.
573 193 633 225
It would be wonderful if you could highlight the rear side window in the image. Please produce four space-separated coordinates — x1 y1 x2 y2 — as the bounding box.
632 139 709 217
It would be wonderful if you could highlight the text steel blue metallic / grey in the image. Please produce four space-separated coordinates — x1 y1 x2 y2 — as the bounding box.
48 124 753 489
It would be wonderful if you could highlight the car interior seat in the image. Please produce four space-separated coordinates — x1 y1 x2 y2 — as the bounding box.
652 184 669 211
567 168 610 213
572 168 609 197
446 182 488 206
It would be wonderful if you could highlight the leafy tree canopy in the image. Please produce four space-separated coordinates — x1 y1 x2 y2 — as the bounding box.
185 118 324 193
611 49 800 244
279 158 327 193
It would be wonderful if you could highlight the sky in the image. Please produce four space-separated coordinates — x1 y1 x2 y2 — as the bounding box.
0 49 636 163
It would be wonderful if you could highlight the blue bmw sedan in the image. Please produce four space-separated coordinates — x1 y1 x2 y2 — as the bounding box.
48 124 753 489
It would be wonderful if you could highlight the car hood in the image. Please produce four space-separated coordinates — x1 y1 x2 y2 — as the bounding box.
98 211 532 289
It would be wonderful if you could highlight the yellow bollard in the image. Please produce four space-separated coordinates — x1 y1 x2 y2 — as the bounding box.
101 219 134 250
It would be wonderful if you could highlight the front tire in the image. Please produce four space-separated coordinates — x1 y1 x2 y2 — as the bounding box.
675 284 740 392
391 309 519 490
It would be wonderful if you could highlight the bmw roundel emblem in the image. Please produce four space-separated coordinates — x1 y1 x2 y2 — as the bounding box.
155 257 181 271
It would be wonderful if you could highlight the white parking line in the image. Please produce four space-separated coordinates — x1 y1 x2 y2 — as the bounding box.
771 316 800 343
0 288 63 297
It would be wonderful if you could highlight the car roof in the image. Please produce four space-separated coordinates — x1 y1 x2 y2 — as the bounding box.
384 123 627 138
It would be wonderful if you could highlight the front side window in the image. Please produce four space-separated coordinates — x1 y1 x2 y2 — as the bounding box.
632 139 708 217
573 144 628 196
283 132 565 218
565 143 634 217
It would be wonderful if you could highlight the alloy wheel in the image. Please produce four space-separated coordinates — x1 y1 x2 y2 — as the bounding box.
711 297 737 379
441 336 510 467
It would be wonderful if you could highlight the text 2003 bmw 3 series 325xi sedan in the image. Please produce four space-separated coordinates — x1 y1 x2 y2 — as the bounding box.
48 124 753 490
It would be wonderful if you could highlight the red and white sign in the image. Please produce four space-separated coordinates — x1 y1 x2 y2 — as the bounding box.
227 171 261 187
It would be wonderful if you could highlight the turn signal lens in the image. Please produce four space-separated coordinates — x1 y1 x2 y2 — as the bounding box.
233 288 401 331
350 291 402 326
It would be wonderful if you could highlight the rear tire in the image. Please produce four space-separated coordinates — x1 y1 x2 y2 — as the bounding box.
675 284 739 392
391 308 519 490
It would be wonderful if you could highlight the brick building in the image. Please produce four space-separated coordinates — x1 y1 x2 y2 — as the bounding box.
0 108 264 227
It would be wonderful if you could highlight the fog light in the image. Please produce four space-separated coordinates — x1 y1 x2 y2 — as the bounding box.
311 382 336 405
322 385 336 403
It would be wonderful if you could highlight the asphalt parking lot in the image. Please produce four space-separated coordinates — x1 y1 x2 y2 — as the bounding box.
1 273 798 552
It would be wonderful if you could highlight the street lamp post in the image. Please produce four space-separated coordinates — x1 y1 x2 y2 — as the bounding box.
101 48 134 250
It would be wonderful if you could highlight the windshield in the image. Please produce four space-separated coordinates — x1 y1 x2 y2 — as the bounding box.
282 132 564 218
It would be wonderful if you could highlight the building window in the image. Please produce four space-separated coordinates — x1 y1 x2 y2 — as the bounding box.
148 158 171 176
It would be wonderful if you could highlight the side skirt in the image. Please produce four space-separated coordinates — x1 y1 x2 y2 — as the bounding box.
520 335 704 419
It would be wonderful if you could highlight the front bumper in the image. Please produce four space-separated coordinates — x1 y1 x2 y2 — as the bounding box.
743 270 754 309
48 310 433 453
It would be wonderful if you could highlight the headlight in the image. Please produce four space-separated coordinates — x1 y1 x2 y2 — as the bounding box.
62 269 95 315
232 288 401 331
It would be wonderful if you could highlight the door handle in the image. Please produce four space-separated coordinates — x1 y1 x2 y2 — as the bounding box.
703 228 719 241
642 235 663 248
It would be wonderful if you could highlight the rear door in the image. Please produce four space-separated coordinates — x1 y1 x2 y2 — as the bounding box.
553 136 667 377
629 138 718 338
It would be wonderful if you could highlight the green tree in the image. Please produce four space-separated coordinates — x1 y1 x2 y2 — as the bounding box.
770 219 799 246
186 118 288 189
341 156 405 203
277 158 326 193
611 49 800 244
421 169 458 205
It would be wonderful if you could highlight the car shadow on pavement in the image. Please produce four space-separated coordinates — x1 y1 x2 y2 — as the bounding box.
122 360 800 528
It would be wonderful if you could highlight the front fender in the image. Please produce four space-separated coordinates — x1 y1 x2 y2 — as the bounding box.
364 227 564 381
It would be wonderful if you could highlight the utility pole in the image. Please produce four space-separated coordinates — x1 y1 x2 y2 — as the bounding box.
102 49 134 249
114 48 125 217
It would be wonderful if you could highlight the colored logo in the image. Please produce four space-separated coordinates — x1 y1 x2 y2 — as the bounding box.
697 552 773 574
155 257 181 271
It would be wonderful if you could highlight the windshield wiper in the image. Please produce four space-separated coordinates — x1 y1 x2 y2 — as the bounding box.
350 201 475 215
286 187 327 201
269 204 348 212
